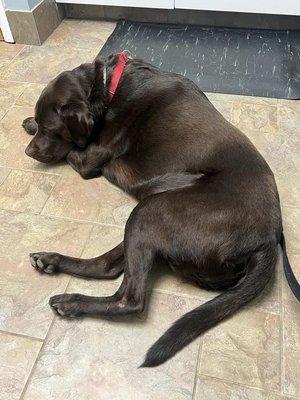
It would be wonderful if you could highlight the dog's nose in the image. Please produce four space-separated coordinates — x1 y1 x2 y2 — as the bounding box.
22 117 38 135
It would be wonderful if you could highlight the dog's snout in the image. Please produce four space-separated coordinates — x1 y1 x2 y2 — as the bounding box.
25 140 57 163
25 143 36 158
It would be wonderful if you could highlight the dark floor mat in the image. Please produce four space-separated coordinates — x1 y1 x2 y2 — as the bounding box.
97 20 300 99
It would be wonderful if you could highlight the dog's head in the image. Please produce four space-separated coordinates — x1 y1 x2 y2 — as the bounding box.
25 68 94 164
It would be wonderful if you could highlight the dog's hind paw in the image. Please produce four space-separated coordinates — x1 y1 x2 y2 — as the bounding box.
29 252 61 274
49 294 84 318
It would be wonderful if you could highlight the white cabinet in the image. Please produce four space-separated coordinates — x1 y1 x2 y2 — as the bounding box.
175 0 300 16
56 0 300 15
56 0 174 9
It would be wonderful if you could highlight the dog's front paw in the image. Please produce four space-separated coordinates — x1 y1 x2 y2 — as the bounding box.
67 149 84 170
49 294 84 317
67 150 94 179
29 252 61 274
22 117 38 135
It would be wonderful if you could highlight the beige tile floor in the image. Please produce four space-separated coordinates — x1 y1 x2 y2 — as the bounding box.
0 19 299 400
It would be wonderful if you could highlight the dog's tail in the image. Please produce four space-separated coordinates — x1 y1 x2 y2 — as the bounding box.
141 244 277 368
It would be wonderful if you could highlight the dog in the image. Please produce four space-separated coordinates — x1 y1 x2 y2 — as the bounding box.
23 52 283 367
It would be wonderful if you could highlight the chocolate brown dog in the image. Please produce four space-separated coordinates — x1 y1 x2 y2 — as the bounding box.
23 53 282 367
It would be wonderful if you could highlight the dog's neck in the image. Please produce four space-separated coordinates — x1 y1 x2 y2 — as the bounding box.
85 54 127 121
103 52 128 103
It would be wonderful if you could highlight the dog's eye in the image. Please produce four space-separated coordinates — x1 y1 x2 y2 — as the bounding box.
55 129 71 142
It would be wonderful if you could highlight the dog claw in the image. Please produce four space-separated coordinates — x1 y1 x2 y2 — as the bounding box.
50 303 66 317
50 302 77 318
44 265 55 274
30 256 37 268
36 259 44 268
49 295 64 306
49 294 83 318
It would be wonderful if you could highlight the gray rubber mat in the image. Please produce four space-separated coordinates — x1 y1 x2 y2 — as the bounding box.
97 20 300 99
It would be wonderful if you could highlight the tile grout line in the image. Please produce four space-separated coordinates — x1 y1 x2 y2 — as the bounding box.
0 106 10 122
62 222 97 295
62 275 73 296
39 174 63 216
79 220 97 259
0 44 30 82
0 168 12 187
0 181 68 218
281 204 300 211
0 329 43 342
19 315 58 400
0 206 127 229
148 286 283 315
9 104 36 109
0 79 38 85
39 210 127 229
11 45 29 62
0 79 43 86
15 184 117 400
16 212 99 399
195 332 206 391
196 372 298 398
197 371 282 396
11 82 31 110
191 339 203 399
1 44 29 71
0 165 62 177
3 80 33 124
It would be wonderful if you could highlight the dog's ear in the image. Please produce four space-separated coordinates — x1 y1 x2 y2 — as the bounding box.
59 102 94 148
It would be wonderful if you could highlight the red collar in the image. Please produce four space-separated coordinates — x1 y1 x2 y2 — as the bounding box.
106 52 128 103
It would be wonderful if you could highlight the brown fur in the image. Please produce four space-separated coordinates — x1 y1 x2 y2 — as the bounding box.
24 54 282 367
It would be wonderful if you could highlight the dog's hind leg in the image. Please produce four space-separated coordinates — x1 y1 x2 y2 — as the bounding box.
30 242 124 279
48 200 158 318
47 183 204 318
